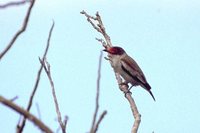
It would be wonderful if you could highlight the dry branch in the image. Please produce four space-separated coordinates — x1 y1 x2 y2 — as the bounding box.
90 51 107 133
93 110 107 133
0 95 53 133
81 10 111 47
0 0 28 9
81 11 141 133
39 58 67 133
90 51 102 132
16 21 55 133
0 0 35 60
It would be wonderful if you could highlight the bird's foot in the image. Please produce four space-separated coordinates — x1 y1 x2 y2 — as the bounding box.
124 90 132 97
118 82 132 97
128 85 134 91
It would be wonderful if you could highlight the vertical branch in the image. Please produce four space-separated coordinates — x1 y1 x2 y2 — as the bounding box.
0 95 53 133
16 22 55 133
39 59 67 133
81 11 141 133
90 51 102 132
35 102 42 120
90 51 107 133
0 0 35 60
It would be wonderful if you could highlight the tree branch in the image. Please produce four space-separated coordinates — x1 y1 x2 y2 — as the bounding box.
93 110 107 133
115 73 141 133
80 10 111 47
0 0 35 60
16 21 55 133
0 95 53 133
89 51 107 133
0 0 28 9
81 11 141 133
39 58 67 133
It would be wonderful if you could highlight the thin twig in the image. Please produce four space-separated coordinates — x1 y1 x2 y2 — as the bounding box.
90 51 107 133
35 102 42 120
10 96 18 102
55 116 68 133
0 95 53 133
16 21 55 133
81 10 112 47
93 110 107 133
39 59 67 133
95 38 106 48
0 0 28 9
0 0 35 60
81 11 141 133
90 51 102 132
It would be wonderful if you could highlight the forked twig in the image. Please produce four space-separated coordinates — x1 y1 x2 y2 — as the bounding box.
93 110 107 133
81 10 111 47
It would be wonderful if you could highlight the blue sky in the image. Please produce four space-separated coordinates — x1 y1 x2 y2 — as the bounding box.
1 0 200 133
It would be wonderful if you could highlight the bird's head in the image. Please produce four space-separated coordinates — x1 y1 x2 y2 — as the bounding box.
103 46 125 55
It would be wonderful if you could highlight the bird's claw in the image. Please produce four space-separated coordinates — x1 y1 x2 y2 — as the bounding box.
128 85 134 91
124 90 132 97
118 82 131 97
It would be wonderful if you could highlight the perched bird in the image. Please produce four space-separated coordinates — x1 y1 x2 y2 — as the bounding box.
103 46 155 101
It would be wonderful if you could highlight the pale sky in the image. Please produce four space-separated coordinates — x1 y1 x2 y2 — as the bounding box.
1 0 200 133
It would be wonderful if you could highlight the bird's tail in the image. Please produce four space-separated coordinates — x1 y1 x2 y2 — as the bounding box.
149 90 156 101
144 83 156 101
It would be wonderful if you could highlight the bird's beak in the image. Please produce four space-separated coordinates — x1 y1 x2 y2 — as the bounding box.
103 49 108 52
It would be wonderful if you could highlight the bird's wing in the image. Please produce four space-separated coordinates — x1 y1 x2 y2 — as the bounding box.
121 56 155 101
120 56 147 85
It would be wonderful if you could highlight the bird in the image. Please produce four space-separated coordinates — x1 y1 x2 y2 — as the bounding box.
103 46 155 101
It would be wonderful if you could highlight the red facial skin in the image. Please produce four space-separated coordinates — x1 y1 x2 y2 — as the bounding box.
104 46 125 55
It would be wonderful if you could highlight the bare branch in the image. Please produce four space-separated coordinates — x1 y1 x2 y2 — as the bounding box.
0 0 35 60
82 11 141 133
90 51 107 133
93 110 107 133
0 0 28 9
95 38 106 48
80 10 97 20
115 73 141 133
90 51 102 132
0 95 53 133
16 21 55 133
81 10 112 47
80 10 100 33
39 58 67 133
